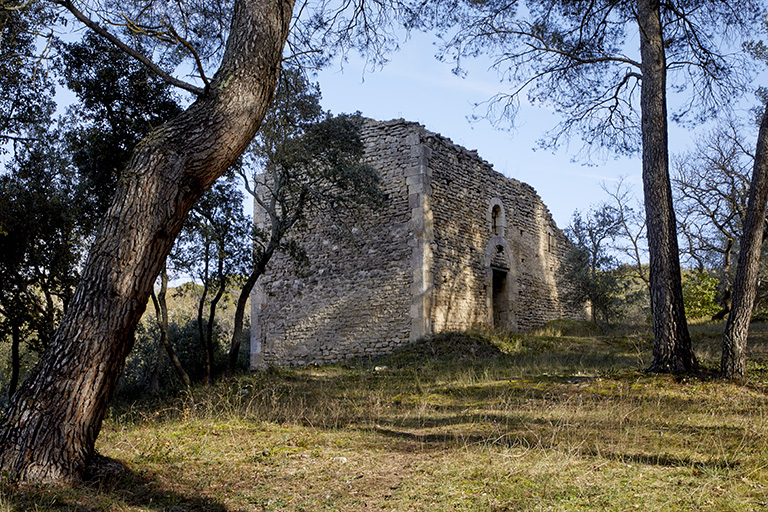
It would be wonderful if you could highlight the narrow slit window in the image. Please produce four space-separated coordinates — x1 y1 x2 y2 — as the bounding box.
492 205 501 235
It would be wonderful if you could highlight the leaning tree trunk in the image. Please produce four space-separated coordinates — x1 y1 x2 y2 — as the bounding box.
225 241 277 376
637 0 695 373
0 0 294 484
721 108 768 380
8 321 21 398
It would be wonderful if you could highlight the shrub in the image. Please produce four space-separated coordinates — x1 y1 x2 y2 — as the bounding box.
681 270 720 320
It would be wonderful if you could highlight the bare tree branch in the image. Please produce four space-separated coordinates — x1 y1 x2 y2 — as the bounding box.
53 0 204 95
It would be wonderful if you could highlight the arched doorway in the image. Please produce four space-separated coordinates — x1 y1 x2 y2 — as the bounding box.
489 241 514 331
492 266 510 330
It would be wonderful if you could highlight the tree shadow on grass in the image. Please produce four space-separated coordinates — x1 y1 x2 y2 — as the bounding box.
370 424 542 451
370 424 742 474
0 463 230 512
594 450 740 471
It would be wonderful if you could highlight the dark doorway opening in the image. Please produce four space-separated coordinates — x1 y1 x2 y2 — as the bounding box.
492 268 509 330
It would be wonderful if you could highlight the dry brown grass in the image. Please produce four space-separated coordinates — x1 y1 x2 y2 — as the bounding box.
3 323 768 511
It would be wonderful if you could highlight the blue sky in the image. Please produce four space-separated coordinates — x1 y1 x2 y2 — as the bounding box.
21 26 751 234
314 32 712 230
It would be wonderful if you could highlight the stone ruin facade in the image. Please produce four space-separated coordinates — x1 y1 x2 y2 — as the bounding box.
250 119 583 368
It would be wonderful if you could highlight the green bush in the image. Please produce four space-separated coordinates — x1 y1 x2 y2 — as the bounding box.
682 271 720 320
118 317 233 395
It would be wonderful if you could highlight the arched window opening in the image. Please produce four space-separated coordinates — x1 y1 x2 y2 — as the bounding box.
488 198 507 237
492 205 501 235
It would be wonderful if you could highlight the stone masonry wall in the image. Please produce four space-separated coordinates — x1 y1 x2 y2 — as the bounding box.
252 119 583 369
422 129 579 332
251 120 422 368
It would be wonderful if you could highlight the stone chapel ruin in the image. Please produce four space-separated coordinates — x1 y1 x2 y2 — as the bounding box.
250 118 583 368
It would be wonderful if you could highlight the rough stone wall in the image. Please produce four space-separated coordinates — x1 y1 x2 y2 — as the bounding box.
422 130 579 332
251 120 422 368
252 119 582 369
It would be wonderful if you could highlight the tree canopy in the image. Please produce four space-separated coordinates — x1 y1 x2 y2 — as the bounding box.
409 0 762 372
0 0 410 483
418 0 759 157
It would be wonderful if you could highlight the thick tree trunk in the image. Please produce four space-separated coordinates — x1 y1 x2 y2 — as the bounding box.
637 0 694 373
721 108 768 380
8 321 20 398
0 0 293 484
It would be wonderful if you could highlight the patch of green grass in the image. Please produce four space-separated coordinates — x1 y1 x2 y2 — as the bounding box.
4 325 768 510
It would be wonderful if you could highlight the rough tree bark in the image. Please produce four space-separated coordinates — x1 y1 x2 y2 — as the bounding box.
8 321 20 397
721 108 768 380
0 0 294 484
637 0 695 372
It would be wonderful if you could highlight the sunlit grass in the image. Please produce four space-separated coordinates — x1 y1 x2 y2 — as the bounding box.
3 321 768 510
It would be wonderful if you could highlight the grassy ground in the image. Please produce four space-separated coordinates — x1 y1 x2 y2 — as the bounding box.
3 321 768 511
